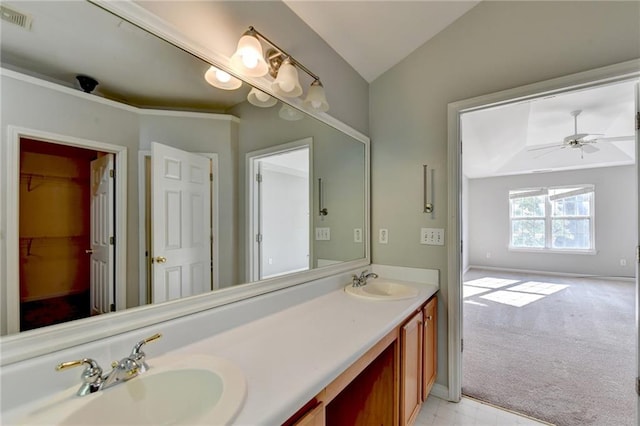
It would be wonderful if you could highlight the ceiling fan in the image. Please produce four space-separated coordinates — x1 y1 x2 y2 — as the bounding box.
527 109 633 159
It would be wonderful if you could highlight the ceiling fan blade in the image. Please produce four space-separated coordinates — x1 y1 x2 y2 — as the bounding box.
564 133 589 142
527 142 563 151
581 144 599 154
533 146 564 159
594 135 634 142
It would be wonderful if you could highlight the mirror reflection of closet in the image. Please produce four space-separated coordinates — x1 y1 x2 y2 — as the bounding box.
19 138 113 331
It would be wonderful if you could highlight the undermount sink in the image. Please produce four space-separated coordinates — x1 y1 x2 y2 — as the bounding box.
345 279 420 300
18 354 246 425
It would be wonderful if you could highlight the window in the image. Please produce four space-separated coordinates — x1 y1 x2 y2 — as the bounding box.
509 185 594 252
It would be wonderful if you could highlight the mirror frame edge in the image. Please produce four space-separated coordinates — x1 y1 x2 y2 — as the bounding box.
1 0 371 366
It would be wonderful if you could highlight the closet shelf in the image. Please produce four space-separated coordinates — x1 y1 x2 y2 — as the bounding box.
20 236 87 256
20 173 89 191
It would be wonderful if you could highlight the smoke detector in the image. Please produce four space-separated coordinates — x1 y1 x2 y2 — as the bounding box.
76 75 99 93
1 5 32 30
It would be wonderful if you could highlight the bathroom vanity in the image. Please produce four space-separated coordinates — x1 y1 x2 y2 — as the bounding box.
1 268 439 425
285 293 438 426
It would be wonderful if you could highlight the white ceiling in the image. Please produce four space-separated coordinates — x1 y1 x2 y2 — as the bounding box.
462 81 637 178
283 0 480 82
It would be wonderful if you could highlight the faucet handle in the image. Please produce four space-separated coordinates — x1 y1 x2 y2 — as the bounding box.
129 333 162 373
55 358 103 396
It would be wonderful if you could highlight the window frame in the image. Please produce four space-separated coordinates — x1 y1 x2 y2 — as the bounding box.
508 184 596 254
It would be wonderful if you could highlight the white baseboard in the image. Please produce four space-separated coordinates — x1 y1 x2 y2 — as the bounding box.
467 265 635 282
429 383 450 401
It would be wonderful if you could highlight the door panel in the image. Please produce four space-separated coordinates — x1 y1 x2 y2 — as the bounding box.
151 142 211 304
90 154 114 315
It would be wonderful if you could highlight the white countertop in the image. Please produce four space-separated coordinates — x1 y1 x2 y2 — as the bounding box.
169 279 439 425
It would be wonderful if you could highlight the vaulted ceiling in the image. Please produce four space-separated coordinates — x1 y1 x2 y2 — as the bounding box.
462 81 636 178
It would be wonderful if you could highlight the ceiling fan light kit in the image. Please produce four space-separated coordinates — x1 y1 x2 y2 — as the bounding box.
527 109 633 159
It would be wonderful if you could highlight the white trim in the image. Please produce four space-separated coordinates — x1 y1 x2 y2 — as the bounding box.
429 383 450 401
246 138 313 281
448 59 640 403
467 265 636 282
5 126 128 333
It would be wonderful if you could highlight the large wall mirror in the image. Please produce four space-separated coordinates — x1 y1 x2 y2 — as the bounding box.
0 0 369 361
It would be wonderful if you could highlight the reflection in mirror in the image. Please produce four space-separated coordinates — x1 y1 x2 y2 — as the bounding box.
0 0 367 336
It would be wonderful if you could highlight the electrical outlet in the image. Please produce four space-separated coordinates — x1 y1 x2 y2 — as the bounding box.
420 228 444 246
354 228 363 243
379 228 389 244
315 227 330 241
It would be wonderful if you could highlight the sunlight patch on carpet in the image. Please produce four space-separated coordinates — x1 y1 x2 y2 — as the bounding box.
510 281 569 295
480 290 545 307
463 277 519 289
463 285 492 298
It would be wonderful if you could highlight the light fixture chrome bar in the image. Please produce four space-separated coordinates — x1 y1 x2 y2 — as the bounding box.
248 26 321 82
318 178 328 216
423 165 434 214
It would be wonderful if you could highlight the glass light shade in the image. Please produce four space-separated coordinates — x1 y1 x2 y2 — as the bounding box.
204 66 242 90
271 60 303 98
303 80 329 112
247 88 277 108
230 33 268 77
279 104 304 121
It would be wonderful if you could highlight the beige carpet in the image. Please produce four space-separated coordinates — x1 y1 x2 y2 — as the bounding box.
462 268 635 426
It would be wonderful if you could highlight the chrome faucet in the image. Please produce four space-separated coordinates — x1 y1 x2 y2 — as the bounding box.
56 333 162 396
351 270 378 287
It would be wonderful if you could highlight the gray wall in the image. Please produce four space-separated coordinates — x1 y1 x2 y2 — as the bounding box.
370 1 640 391
467 166 636 277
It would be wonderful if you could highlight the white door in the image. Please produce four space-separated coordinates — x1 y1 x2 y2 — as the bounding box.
90 154 115 315
635 83 639 420
151 142 211 303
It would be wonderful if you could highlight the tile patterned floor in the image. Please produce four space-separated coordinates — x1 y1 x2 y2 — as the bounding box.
416 396 550 426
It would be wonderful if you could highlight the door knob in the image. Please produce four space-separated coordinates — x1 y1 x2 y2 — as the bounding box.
154 256 167 264
85 249 94 254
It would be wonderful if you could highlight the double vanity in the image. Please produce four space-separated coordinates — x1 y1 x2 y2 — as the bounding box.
4 266 438 425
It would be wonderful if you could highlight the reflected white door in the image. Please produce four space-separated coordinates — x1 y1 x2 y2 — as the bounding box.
90 154 115 315
151 142 211 303
635 83 639 419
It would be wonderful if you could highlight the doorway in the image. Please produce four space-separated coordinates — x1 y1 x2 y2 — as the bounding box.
138 142 216 304
446 61 640 420
247 138 312 281
6 130 127 333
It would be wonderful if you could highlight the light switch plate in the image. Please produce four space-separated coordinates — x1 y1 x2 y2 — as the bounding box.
420 228 444 245
315 227 330 241
354 228 362 243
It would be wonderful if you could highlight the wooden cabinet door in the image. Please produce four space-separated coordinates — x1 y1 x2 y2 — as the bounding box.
294 402 325 426
422 296 437 401
400 311 423 426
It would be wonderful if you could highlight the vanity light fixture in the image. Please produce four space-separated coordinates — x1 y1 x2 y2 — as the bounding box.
204 66 242 90
247 87 277 108
303 79 329 112
232 26 329 111
279 104 304 121
230 28 269 77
